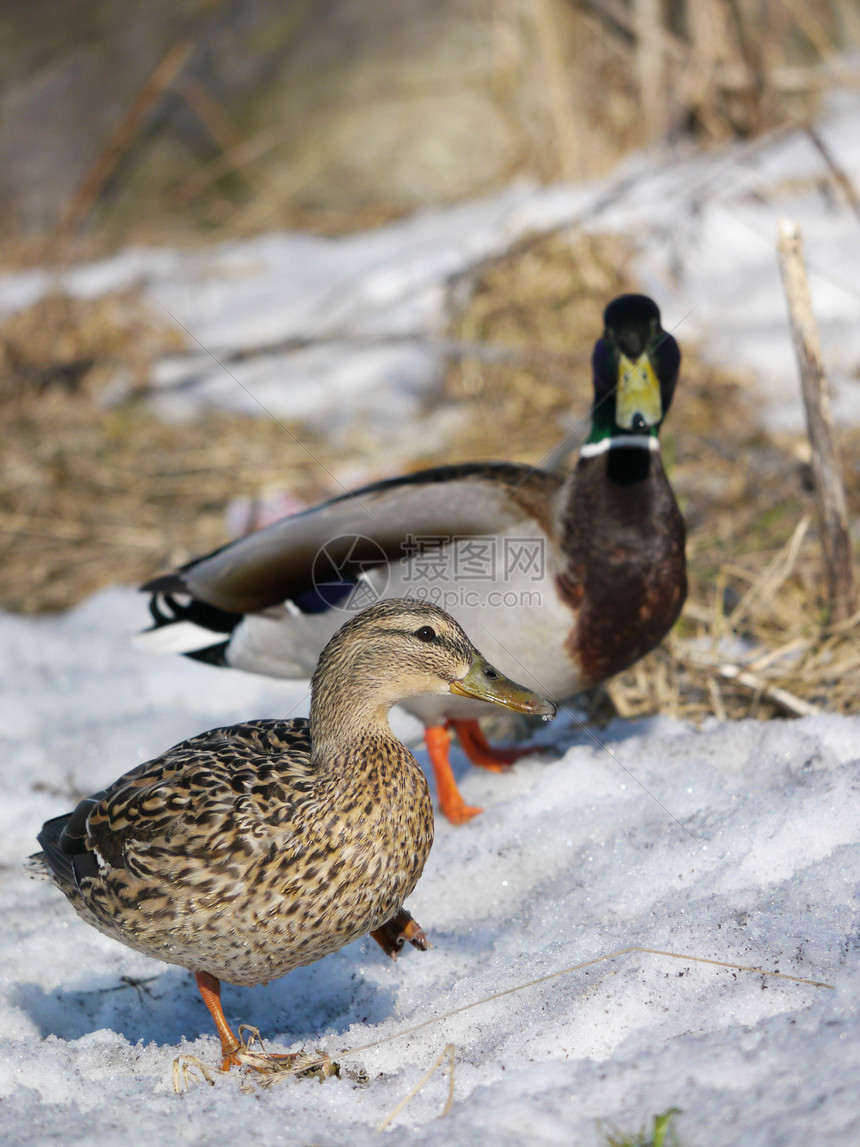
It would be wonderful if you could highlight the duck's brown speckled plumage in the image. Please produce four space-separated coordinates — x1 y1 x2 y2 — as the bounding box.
41 717 433 986
34 599 552 1067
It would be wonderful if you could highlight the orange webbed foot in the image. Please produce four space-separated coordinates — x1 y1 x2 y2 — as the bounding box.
451 719 548 771
195 972 333 1078
370 907 431 959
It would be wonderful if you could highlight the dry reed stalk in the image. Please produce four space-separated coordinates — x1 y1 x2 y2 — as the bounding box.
780 0 837 56
376 1043 456 1132
530 0 582 182
61 40 195 236
632 0 665 140
174 126 282 204
689 654 820 718
837 0 860 44
806 127 860 225
683 0 732 138
174 76 244 156
777 219 856 623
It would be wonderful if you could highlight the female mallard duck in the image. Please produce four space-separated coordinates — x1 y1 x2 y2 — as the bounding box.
142 294 685 825
33 600 554 1071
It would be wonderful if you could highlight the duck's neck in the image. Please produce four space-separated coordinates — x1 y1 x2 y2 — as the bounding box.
579 432 659 460
582 404 660 455
576 402 663 485
308 666 397 772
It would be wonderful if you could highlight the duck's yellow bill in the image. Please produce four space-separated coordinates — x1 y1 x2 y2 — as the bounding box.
616 351 663 431
450 656 557 718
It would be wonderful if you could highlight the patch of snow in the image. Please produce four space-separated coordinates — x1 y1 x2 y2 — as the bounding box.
1 589 858 1144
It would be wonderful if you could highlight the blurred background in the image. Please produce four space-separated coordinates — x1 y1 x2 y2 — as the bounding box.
2 0 857 246
2 0 859 720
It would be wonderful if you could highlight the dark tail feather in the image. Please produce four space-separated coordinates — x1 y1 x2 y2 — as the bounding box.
35 812 77 889
145 589 241 637
36 798 103 892
140 572 187 595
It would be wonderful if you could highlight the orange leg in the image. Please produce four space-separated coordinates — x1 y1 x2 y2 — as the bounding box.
196 970 300 1074
195 970 243 1071
451 719 534 771
424 725 482 825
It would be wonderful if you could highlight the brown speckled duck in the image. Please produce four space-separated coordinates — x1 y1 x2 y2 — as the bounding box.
33 600 554 1071
141 294 686 825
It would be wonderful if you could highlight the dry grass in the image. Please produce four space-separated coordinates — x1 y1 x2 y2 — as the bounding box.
4 0 855 259
2 226 859 721
0 292 363 612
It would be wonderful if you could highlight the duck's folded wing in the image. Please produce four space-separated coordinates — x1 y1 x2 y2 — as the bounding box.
144 463 561 616
37 721 310 894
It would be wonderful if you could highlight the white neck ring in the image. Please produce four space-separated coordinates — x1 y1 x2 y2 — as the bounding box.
579 435 660 459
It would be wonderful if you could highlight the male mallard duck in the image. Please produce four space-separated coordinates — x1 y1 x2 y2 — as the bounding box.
142 294 685 825
33 600 554 1071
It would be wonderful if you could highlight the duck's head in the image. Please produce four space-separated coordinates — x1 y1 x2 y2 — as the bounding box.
310 599 556 737
588 294 680 442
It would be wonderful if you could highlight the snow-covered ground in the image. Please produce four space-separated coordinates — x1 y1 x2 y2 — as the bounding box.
1 590 858 1146
2 90 860 1146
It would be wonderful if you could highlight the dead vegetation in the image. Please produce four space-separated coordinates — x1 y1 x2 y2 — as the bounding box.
3 1 858 257
0 291 356 612
1 227 859 721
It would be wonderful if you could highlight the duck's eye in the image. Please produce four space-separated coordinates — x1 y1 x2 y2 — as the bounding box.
414 626 436 642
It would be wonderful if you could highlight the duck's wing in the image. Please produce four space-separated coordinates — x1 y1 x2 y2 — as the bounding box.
36 719 311 900
143 463 562 617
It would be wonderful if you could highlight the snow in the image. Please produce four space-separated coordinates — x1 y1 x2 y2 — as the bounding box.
1 588 858 1145
2 88 860 1146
